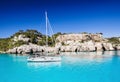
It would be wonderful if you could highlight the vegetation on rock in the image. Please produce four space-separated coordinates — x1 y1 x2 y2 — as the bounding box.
108 37 120 44
0 30 120 52
0 30 63 51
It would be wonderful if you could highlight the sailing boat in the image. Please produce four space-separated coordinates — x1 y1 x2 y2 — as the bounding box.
27 12 61 62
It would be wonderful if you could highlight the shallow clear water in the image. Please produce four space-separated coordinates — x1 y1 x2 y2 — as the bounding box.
1 51 120 82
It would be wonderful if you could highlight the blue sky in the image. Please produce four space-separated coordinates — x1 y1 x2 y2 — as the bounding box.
0 0 120 38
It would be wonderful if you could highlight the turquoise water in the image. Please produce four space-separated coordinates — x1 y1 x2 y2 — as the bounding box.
1 51 120 82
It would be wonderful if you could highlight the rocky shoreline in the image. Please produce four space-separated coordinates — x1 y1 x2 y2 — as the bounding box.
6 42 120 55
7 33 120 55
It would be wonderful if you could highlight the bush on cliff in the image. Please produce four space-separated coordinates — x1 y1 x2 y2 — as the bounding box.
0 38 27 51
108 37 120 44
0 38 10 51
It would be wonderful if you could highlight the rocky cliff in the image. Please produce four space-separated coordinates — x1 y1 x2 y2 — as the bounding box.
6 32 120 54
7 43 55 54
55 33 119 52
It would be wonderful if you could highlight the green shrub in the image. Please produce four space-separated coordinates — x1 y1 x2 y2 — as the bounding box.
108 37 120 44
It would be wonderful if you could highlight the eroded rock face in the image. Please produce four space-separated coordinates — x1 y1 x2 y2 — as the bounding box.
7 43 55 54
103 43 114 51
55 33 103 52
7 47 17 54
56 41 100 52
83 41 95 51
55 33 116 52
116 45 120 50
13 35 30 42
95 43 103 51
56 33 103 43
7 33 119 55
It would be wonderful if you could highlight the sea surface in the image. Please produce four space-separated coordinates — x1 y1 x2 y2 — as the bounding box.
1 51 120 82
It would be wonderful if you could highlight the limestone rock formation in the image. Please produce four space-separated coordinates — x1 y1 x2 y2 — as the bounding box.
13 34 30 42
55 33 115 52
95 43 103 51
103 43 114 51
7 33 120 54
7 43 55 54
56 33 103 43
116 45 120 50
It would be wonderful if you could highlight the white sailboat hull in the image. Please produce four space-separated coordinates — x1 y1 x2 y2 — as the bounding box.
27 56 61 62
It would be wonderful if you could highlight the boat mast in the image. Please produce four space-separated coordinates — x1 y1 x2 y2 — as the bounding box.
45 11 48 54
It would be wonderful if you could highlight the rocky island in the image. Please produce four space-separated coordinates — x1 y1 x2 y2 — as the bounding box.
0 29 120 54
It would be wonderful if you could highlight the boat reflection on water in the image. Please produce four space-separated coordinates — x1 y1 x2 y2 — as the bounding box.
27 62 61 68
61 51 116 56
61 51 114 64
